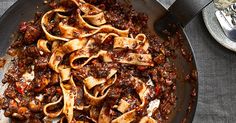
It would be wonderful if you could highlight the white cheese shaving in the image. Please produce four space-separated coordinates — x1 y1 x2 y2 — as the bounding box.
22 66 35 82
39 51 44 55
146 78 154 86
22 71 35 81
35 94 44 101
14 98 20 103
147 99 160 117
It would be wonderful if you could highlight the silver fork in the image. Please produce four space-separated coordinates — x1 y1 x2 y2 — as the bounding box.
215 3 236 41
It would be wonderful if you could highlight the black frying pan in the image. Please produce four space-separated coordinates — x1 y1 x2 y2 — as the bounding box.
0 0 212 122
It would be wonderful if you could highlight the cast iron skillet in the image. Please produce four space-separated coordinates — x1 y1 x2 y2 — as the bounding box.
0 0 212 122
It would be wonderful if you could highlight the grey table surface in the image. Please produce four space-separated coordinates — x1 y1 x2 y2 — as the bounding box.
1 0 236 123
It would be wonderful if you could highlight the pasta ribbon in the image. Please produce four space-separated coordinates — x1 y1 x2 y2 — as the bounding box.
139 116 157 123
118 53 154 66
114 33 149 52
60 77 77 123
111 110 136 123
41 8 70 41
37 39 51 53
43 96 63 118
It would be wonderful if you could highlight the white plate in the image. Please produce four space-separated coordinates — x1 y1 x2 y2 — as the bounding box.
202 2 236 52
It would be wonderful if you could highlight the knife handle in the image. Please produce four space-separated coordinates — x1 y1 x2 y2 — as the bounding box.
169 0 213 26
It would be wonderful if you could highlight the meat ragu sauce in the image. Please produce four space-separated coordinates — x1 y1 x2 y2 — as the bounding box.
0 0 178 123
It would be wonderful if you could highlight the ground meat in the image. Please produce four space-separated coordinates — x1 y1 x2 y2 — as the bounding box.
103 2 148 34
18 99 29 108
35 57 48 70
44 86 57 102
8 100 18 114
0 97 9 109
7 48 18 56
89 61 114 78
28 99 42 112
2 73 16 84
154 54 166 64
4 108 12 117
28 119 42 123
72 67 89 79
4 85 17 98
23 25 41 44
19 22 28 33
51 72 59 85
15 82 28 95
0 57 6 68
15 107 31 119
107 87 122 100
24 46 40 58
33 76 49 92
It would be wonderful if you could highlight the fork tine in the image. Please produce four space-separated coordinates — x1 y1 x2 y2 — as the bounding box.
215 3 236 41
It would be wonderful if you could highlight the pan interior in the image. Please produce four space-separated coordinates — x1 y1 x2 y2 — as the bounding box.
0 0 198 123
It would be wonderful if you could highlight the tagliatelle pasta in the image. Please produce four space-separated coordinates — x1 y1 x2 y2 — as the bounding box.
43 1 154 120
43 96 63 118
60 77 77 123
0 0 178 122
37 39 51 53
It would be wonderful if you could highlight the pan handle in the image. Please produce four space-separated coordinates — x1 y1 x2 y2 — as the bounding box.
168 0 213 27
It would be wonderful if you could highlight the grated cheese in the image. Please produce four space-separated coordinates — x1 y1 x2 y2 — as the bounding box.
147 99 160 117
